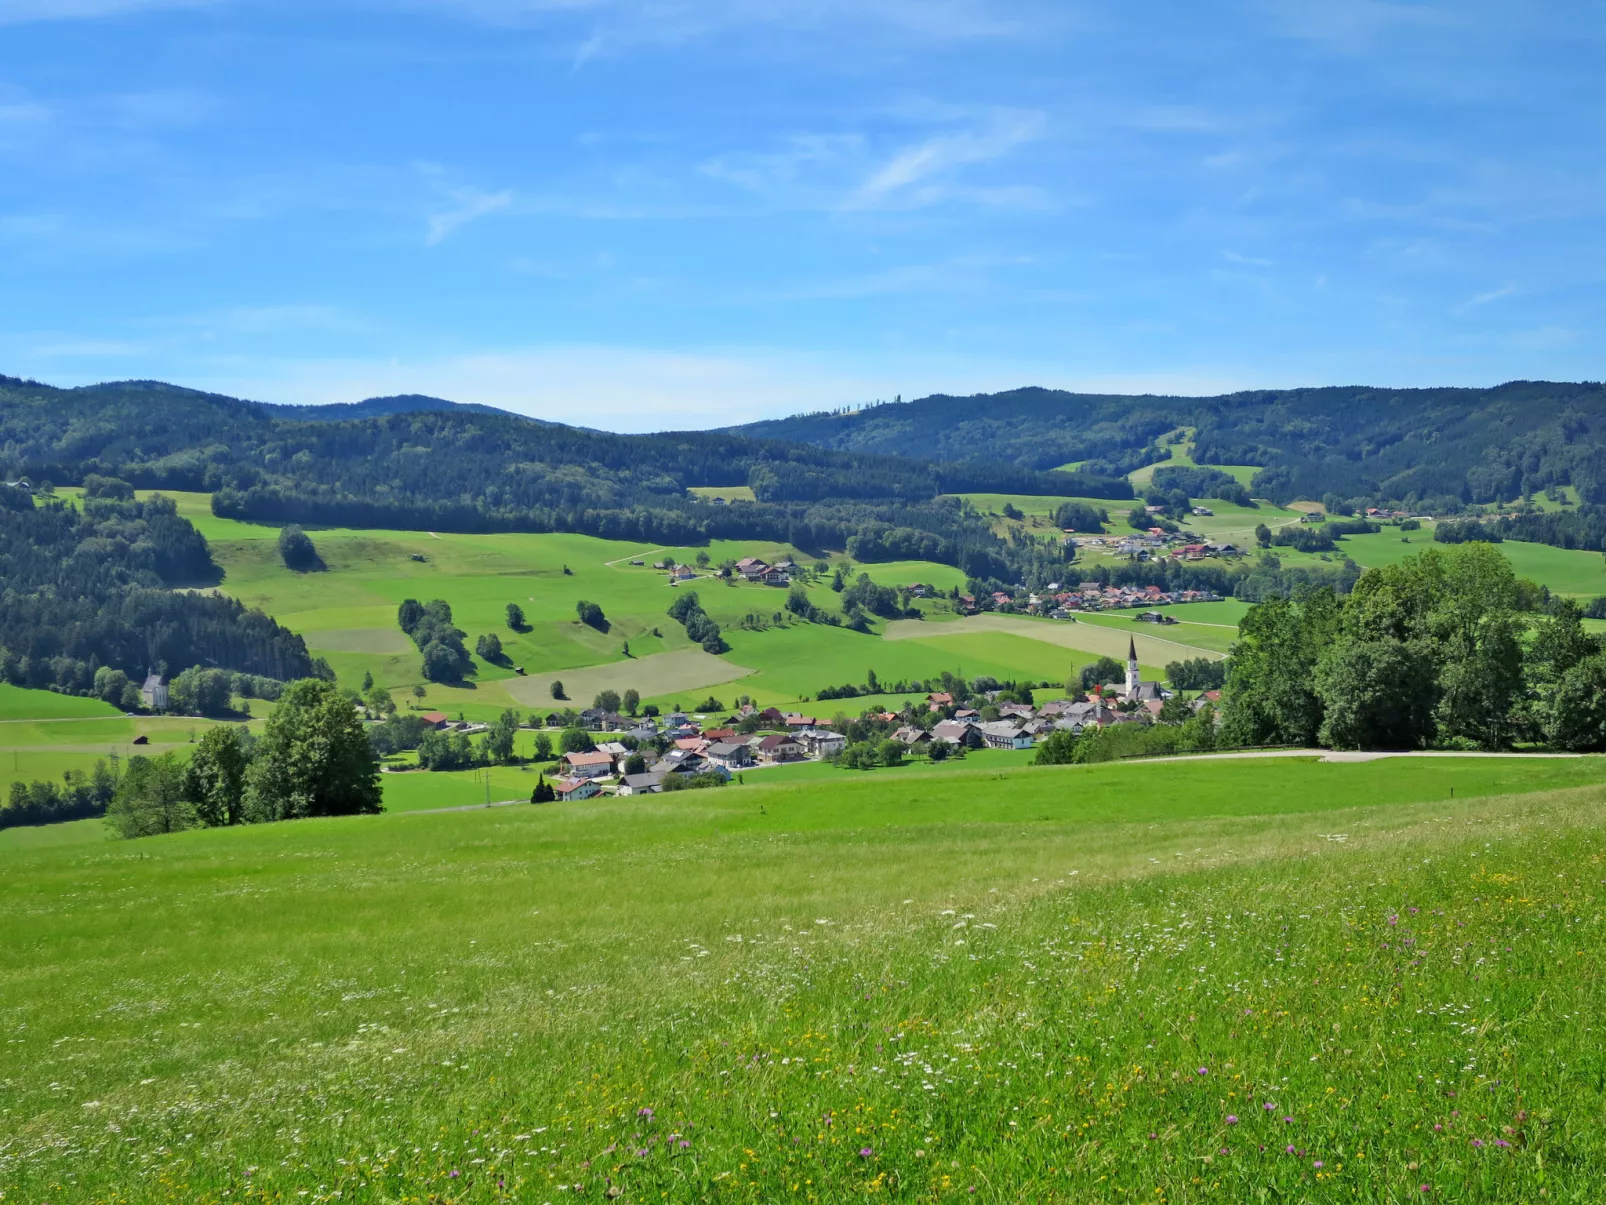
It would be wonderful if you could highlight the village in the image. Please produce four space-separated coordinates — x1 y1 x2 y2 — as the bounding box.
434 638 1212 800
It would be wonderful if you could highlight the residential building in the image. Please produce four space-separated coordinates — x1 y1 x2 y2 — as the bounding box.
705 741 755 770
795 728 846 758
420 710 449 729
891 726 931 748
553 776 600 802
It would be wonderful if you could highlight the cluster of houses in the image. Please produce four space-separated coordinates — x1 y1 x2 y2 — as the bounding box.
1070 533 1241 562
541 640 1212 800
549 711 836 800
1026 582 1221 617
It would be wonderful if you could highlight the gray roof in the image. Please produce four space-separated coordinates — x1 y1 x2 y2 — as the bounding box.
620 773 664 792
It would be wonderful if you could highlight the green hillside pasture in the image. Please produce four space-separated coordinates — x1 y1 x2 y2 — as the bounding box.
0 684 124 721
1073 611 1240 656
686 485 756 502
0 816 106 852
952 492 1303 554
1279 530 1606 596
201 518 976 714
4 755 1606 1201
1104 600 1252 626
503 647 755 710
714 621 1066 704
885 612 1223 668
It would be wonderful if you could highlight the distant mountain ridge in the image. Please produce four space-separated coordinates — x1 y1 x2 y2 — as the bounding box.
269 393 528 422
725 381 1606 509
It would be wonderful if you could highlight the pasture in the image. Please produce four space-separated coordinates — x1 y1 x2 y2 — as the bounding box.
3 752 1606 1201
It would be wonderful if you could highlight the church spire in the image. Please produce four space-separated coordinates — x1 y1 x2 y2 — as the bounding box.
1125 636 1141 699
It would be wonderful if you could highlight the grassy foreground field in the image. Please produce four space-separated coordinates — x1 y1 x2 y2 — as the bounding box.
4 754 1606 1202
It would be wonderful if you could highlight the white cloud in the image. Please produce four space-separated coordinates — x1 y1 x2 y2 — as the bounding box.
1454 282 1516 314
425 185 515 245
845 109 1045 210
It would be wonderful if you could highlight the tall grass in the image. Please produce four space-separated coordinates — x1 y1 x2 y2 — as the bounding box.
2 758 1604 1201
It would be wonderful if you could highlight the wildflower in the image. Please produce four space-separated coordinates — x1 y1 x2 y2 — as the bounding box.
1470 1139 1484 1149
638 1107 654 1120
859 1147 874 1158
1226 1116 1239 1125
450 1170 461 1178
1420 1186 1432 1193
1148 1133 1157 1140
1196 1067 1208 1076
1313 1160 1324 1168
1263 1102 1275 1111
1286 1145 1296 1155
1283 1116 1294 1124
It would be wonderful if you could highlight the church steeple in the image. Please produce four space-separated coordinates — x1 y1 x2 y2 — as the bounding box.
1125 636 1140 699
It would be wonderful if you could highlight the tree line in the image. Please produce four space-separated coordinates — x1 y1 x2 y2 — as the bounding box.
0 493 321 696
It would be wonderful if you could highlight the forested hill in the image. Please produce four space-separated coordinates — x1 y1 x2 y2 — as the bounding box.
726 381 1606 511
0 374 1130 586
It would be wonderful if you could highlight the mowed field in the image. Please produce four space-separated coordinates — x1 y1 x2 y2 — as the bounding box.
4 753 1606 1201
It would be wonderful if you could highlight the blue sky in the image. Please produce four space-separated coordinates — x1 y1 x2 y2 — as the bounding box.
0 0 1602 429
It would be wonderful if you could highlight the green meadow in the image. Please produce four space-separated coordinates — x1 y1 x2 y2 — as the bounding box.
4 752 1606 1202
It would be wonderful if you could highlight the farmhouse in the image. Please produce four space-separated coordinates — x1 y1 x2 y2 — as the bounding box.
891 725 931 748
563 751 615 779
420 710 449 729
552 776 600 802
616 773 664 796
979 721 1034 750
755 733 803 763
932 719 984 748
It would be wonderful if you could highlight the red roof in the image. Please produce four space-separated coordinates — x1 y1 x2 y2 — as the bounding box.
421 711 448 724
565 751 612 767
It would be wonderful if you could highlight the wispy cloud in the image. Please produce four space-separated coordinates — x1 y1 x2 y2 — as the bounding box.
1454 282 1516 314
425 184 514 245
411 0 1026 41
1222 250 1274 268
1265 0 1455 51
844 109 1045 210
0 0 217 22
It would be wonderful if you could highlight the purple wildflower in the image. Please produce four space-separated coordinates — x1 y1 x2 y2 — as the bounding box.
1313 1160 1324 1168
1196 1066 1209 1076
858 1147 874 1159
1226 1116 1239 1125
638 1107 654 1119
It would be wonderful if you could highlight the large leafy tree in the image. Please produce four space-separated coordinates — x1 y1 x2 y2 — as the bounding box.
181 726 254 827
1548 655 1606 752
1315 637 1436 750
243 679 382 821
105 754 194 839
1220 591 1343 747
